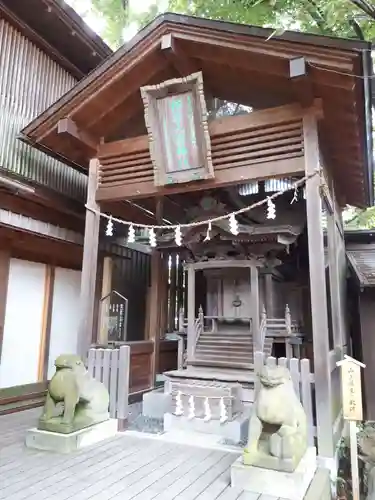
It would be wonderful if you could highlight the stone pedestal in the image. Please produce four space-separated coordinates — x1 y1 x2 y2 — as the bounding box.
142 390 172 419
231 447 317 500
25 419 118 454
164 405 251 444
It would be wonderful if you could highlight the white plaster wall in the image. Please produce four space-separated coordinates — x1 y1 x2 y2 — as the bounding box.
0 259 46 388
47 268 81 379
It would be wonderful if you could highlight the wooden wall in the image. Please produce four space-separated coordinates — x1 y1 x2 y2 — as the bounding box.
355 287 375 420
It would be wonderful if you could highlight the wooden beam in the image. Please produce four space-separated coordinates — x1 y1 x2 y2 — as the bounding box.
289 57 314 108
57 118 98 152
0 251 10 361
150 199 163 386
251 266 260 351
38 265 55 381
186 265 196 362
77 159 101 357
97 256 113 345
172 31 354 74
160 34 198 76
96 156 305 202
303 111 334 458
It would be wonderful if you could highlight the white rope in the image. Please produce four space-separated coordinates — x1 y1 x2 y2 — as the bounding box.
86 168 320 231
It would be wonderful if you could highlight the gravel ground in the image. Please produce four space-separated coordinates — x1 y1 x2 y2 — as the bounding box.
127 401 165 434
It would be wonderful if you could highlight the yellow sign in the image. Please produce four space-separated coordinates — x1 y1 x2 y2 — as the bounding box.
337 355 365 422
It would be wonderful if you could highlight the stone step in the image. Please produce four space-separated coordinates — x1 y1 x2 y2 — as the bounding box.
195 351 253 365
190 358 253 370
197 345 253 355
199 335 252 343
198 339 253 347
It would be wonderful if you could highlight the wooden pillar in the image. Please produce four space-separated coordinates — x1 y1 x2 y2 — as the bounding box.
187 265 196 362
303 112 334 458
77 158 101 358
265 273 274 317
38 265 55 381
251 265 260 351
149 251 162 385
327 210 342 355
98 256 113 345
0 250 10 361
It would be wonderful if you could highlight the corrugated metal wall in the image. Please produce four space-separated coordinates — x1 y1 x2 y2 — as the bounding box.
0 19 87 200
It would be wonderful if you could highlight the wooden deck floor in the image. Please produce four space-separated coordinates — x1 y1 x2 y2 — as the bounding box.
0 409 283 500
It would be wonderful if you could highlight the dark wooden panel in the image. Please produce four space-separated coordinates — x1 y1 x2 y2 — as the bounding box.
159 340 178 373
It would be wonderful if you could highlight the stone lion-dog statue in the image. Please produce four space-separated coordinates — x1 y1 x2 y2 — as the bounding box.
244 364 307 472
38 354 110 434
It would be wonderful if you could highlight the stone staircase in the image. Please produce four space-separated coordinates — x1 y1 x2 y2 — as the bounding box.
192 326 273 370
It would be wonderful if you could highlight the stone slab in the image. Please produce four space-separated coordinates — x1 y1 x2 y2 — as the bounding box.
164 405 251 444
142 390 172 419
231 447 317 500
25 419 118 454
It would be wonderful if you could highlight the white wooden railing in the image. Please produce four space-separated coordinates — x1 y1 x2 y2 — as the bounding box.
87 345 130 422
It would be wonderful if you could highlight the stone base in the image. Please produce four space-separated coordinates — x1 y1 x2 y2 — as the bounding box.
164 406 251 444
25 419 118 454
243 435 307 473
231 447 317 500
142 390 172 419
38 412 109 434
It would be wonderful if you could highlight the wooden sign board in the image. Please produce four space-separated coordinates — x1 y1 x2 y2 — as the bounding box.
340 361 363 421
140 71 214 187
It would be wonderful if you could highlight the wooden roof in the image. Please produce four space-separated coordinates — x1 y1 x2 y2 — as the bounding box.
20 13 373 207
0 0 112 79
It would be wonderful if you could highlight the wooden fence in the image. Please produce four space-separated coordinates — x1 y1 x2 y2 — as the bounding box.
254 351 315 447
87 345 130 420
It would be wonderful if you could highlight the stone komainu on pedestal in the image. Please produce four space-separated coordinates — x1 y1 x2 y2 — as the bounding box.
38 354 110 434
244 364 307 473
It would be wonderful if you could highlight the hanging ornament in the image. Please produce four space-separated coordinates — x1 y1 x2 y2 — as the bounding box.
188 395 195 420
219 398 228 424
266 197 276 220
204 221 212 241
149 227 157 247
175 225 182 246
175 391 183 416
127 224 135 243
229 213 239 235
291 186 299 204
203 397 211 422
105 216 113 236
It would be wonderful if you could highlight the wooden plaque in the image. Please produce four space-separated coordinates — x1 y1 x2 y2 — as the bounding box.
140 72 214 186
340 361 363 421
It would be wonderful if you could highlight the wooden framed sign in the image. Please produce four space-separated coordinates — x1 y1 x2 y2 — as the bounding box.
337 355 365 421
140 71 214 187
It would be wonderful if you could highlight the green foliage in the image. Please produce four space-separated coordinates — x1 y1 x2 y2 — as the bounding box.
90 0 129 48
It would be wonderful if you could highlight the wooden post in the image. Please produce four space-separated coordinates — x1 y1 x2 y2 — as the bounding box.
149 251 161 386
250 265 260 351
149 198 163 386
327 208 342 354
78 158 101 358
0 250 10 361
303 112 334 458
117 345 130 431
264 273 274 317
187 265 196 362
98 256 113 345
38 265 55 381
